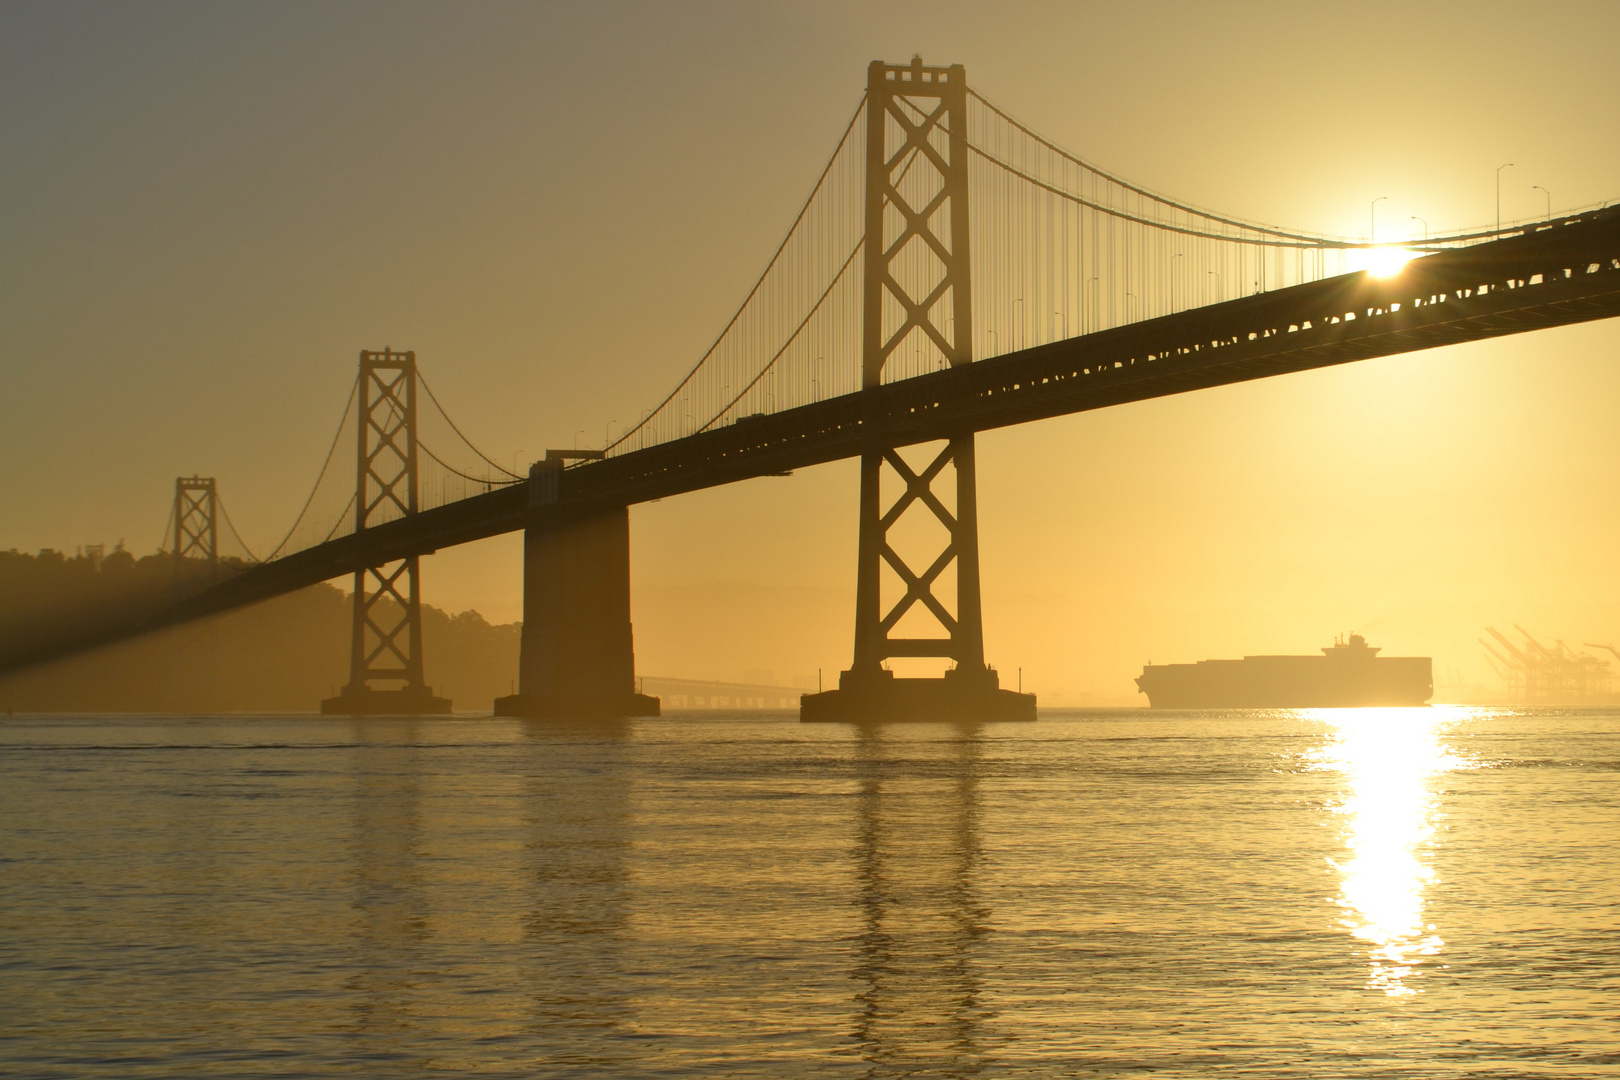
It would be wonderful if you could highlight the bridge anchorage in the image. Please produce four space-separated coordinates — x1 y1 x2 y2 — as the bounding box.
321 350 451 716
801 58 1034 722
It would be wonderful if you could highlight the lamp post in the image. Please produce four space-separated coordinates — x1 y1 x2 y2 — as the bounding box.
1411 216 1428 247
1207 270 1221 302
1533 185 1551 220
1171 253 1184 310
1496 163 1514 233
1370 196 1388 243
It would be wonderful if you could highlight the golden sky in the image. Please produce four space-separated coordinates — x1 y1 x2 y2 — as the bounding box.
4 1 1618 702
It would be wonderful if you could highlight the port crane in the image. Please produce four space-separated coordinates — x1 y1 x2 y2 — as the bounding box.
1480 626 1614 702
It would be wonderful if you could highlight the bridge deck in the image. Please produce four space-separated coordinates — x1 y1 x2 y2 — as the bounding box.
12 210 1620 671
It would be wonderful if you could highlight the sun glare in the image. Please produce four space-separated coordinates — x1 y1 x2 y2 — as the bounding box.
1309 706 1475 996
1349 246 1418 279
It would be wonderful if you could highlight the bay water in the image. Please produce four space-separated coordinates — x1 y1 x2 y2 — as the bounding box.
2 707 1616 1077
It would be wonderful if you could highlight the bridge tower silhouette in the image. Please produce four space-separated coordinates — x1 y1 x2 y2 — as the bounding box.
171 475 218 598
170 476 221 612
802 57 1033 720
321 349 451 715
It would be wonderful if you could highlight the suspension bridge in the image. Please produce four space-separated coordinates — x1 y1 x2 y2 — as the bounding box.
13 57 1620 719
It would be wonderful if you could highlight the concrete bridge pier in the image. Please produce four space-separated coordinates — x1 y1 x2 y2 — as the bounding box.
494 461 659 719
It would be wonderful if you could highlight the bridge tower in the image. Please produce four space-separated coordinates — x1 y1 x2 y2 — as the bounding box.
171 475 218 597
321 349 451 716
802 57 1034 722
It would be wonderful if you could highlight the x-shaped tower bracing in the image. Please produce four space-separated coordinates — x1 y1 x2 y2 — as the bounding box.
851 56 986 678
172 475 218 597
345 349 430 696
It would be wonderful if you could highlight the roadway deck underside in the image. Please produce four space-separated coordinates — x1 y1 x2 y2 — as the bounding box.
12 212 1620 671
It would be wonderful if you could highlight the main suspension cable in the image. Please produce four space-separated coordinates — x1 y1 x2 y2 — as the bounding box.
970 146 1349 249
418 370 522 479
320 493 357 545
969 87 1350 244
216 493 263 565
607 98 865 453
419 439 520 487
259 374 360 563
696 238 863 433
969 86 1529 249
158 505 175 558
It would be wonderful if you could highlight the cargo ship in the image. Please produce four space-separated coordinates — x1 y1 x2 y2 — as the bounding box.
1135 634 1432 708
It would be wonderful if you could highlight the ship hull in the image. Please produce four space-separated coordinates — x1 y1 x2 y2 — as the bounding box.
1136 653 1432 709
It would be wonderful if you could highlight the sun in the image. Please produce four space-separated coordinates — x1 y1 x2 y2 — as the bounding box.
1349 246 1418 279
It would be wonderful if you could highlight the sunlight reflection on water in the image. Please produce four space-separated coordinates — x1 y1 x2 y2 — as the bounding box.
5 709 1618 1076
1309 705 1476 996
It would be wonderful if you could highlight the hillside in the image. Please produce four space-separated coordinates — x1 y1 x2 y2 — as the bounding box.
0 548 519 712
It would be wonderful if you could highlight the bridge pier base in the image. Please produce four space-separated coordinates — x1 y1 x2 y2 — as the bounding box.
800 664 1034 723
322 686 452 716
799 61 1033 723
797 435 1035 724
493 503 660 720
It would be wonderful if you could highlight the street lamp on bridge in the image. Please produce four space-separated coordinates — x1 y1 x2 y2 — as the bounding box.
1497 163 1514 233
